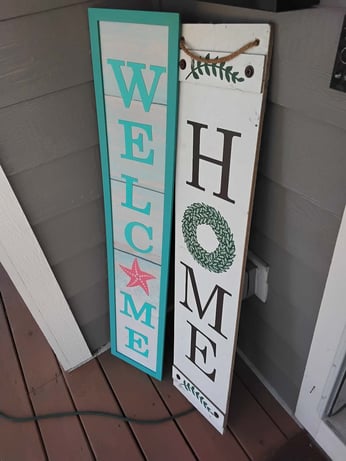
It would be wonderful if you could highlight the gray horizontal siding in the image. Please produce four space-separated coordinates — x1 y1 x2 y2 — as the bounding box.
0 0 151 108
68 278 109 327
259 104 346 217
250 231 327 320
0 83 98 176
82 313 110 352
238 302 303 410
0 4 93 108
252 176 341 277
32 197 105 266
52 243 107 299
8 145 102 225
0 0 84 21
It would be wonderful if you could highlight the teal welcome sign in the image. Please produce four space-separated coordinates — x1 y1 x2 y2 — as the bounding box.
88 9 179 379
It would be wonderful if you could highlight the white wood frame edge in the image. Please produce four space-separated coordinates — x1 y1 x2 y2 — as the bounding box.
0 166 92 371
295 205 346 461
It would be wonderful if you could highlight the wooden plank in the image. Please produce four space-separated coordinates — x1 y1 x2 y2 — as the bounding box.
33 198 105 265
252 176 341 277
0 296 46 461
52 242 107 299
1 0 153 27
0 83 98 176
63 358 143 461
68 278 108 326
0 4 92 109
268 431 329 461
242 289 318 368
235 355 301 439
8 145 102 226
162 1 346 130
58 275 109 353
228 376 286 461
0 167 92 370
153 376 250 461
0 0 153 106
250 230 328 325
259 104 346 218
82 312 110 353
237 306 303 410
0 269 94 461
99 351 195 461
0 0 84 20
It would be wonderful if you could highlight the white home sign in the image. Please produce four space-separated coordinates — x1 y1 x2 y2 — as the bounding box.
173 23 271 432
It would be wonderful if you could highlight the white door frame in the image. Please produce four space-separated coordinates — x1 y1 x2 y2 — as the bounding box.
0 166 92 370
295 206 346 461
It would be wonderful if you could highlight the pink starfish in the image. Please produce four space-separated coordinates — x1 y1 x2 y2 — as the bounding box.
119 258 155 296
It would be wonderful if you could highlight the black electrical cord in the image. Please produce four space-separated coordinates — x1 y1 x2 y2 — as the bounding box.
0 407 195 425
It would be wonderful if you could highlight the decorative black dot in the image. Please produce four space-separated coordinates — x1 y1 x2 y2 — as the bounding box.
179 59 186 70
176 374 181 380
214 412 219 418
245 65 254 78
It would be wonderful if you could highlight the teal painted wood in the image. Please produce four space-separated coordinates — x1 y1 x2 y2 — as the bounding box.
88 8 179 379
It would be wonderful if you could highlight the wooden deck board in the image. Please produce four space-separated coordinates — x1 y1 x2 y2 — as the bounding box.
228 376 287 461
268 431 330 461
99 351 195 461
153 376 250 461
0 265 329 461
0 270 94 461
235 355 301 439
62 359 143 461
0 296 46 461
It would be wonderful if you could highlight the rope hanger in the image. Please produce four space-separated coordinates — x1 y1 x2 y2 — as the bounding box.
179 37 260 64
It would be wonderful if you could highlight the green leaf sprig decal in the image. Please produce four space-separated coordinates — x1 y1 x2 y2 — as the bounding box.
185 53 245 84
181 379 214 415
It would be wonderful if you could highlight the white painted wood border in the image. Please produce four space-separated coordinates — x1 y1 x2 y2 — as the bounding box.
295 205 346 461
0 166 92 371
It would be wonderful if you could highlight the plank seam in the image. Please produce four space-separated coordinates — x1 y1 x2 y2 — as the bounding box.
0 289 49 460
0 80 93 112
96 356 146 459
234 370 290 441
59 363 98 461
227 423 255 461
256 171 343 220
149 377 199 461
0 0 93 24
6 143 100 180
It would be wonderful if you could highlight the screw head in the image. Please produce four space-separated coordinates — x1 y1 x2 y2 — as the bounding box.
179 59 186 70
245 65 255 78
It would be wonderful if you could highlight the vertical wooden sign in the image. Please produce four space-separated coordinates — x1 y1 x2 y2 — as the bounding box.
173 24 271 431
88 9 179 379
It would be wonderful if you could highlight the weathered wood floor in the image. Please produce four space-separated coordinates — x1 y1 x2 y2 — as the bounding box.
0 266 328 461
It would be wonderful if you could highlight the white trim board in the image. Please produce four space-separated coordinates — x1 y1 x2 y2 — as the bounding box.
0 166 92 371
295 205 346 461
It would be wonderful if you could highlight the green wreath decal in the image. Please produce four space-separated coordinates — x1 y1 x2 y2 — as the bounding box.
182 202 236 273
